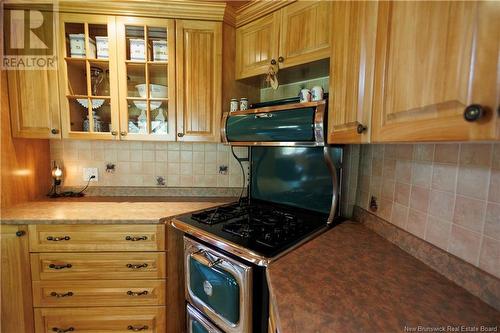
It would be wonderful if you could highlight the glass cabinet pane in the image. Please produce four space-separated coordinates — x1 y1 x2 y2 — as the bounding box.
88 24 108 59
65 23 85 58
125 26 146 61
127 99 148 134
147 26 168 62
126 63 146 97
151 101 168 135
66 59 87 95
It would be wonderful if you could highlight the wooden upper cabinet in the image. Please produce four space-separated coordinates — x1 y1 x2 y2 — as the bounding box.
58 13 120 140
1 225 34 333
176 20 222 142
236 12 280 79
279 0 331 69
5 8 61 139
328 1 377 144
371 1 500 142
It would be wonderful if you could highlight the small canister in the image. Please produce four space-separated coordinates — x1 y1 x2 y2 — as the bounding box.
311 86 324 101
230 98 239 112
299 89 311 103
240 98 248 111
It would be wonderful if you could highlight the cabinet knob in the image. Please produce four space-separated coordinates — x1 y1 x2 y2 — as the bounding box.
120 131 127 136
15 230 26 237
177 133 184 137
51 128 59 135
278 56 284 63
270 59 277 65
111 130 118 136
464 104 485 122
357 124 367 134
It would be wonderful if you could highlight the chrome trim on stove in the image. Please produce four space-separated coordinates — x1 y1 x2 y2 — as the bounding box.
220 112 229 144
172 219 329 267
187 303 223 333
185 237 253 333
324 146 341 225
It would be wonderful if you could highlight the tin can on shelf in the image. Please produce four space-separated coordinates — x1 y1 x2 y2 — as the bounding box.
240 98 248 111
230 98 239 112
311 86 324 101
130 38 146 61
153 40 168 61
299 89 311 103
95 36 109 59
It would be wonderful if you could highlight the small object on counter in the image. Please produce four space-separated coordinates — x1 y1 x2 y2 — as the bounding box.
95 36 109 59
152 40 168 61
311 86 324 101
230 98 239 112
239 98 248 111
299 88 312 103
69 34 95 58
130 38 146 61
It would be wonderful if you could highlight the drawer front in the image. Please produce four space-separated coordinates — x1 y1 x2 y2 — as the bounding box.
29 224 165 252
31 252 166 280
34 306 166 333
33 280 166 307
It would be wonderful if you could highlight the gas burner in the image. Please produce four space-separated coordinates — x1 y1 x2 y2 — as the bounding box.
191 204 248 225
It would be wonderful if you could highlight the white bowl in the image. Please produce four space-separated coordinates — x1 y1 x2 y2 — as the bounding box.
132 100 162 111
135 84 167 98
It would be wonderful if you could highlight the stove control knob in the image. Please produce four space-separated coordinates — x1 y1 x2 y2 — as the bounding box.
264 233 272 241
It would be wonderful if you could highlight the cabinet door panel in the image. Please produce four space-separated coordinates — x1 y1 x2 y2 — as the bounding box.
236 12 280 79
176 20 222 142
328 1 377 144
1 225 34 333
372 1 499 142
279 1 331 69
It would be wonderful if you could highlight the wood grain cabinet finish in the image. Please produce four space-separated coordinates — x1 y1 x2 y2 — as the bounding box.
176 20 222 142
28 224 165 252
1 225 35 333
33 280 166 307
34 306 166 333
235 1 331 79
327 1 378 144
278 1 331 69
371 1 500 142
5 8 61 139
31 252 166 280
235 12 280 79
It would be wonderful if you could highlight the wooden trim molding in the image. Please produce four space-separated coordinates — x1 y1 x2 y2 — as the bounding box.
235 0 296 27
56 0 227 21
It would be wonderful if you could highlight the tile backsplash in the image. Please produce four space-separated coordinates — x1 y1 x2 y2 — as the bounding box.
50 140 248 188
356 143 500 279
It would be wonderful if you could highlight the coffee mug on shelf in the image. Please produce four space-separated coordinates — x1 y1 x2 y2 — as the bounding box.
299 89 311 103
311 86 324 101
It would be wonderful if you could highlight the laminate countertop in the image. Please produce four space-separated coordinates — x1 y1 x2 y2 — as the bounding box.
0 196 234 224
267 221 500 333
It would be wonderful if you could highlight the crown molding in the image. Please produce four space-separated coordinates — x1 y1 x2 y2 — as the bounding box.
235 0 295 27
56 0 227 21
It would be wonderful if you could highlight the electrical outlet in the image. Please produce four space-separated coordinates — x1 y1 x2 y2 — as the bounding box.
83 168 98 182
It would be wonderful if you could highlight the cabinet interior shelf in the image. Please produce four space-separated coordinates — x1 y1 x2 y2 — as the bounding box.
67 95 111 99
126 97 168 101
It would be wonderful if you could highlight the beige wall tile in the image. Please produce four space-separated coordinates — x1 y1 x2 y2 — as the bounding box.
411 162 432 188
428 189 455 222
434 144 459 164
459 143 492 167
407 209 427 238
377 199 393 222
372 158 383 177
431 163 457 193
425 215 451 251
479 236 500 277
395 144 414 160
413 144 434 162
449 224 481 265
452 195 486 233
395 182 411 206
456 166 490 200
381 180 395 201
488 169 500 203
168 150 180 163
382 158 396 180
180 151 193 163
484 203 500 241
409 185 430 213
395 160 412 183
142 150 154 162
492 144 500 170
391 203 409 229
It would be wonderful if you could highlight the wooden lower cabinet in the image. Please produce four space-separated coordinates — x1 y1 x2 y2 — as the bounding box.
34 306 166 333
0 225 35 333
33 280 166 307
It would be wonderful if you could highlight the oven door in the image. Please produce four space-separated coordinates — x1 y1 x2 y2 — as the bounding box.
187 303 223 333
184 237 253 333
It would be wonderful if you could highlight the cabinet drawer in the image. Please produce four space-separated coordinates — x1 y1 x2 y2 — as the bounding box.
33 280 166 307
31 252 166 280
34 306 166 333
29 224 165 252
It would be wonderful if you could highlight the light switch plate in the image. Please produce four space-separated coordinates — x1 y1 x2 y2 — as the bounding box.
83 168 98 182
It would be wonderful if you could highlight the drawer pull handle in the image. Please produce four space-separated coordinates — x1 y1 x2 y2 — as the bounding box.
127 290 149 296
127 325 148 331
49 263 72 270
126 263 148 269
125 236 148 241
47 236 71 241
51 327 74 333
50 291 74 298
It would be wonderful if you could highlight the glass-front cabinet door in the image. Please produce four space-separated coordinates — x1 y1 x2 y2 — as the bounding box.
116 17 176 141
58 14 119 139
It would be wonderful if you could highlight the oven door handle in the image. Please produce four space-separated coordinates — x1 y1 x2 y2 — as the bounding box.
190 250 223 268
